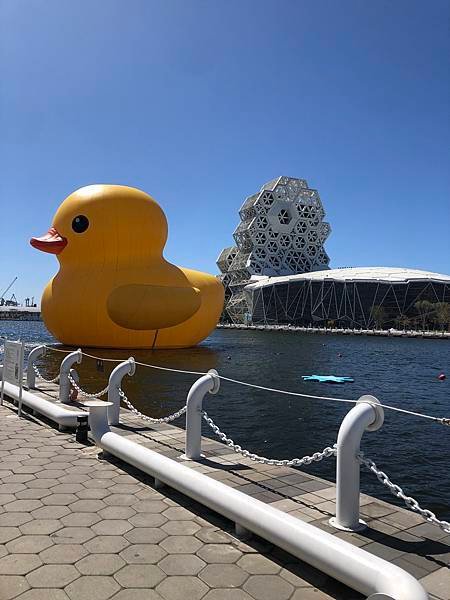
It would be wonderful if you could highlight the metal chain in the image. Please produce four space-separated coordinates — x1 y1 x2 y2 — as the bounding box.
118 388 187 423
32 364 59 384
67 373 109 398
359 453 450 534
202 411 337 466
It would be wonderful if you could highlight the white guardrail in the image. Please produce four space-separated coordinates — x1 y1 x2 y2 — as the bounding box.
2 341 450 599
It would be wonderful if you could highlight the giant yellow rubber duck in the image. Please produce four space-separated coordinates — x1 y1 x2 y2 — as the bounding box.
30 185 224 348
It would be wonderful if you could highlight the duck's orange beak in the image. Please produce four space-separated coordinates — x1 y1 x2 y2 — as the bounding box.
30 227 67 254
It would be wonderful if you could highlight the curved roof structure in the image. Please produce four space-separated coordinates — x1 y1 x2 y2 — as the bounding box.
246 267 450 289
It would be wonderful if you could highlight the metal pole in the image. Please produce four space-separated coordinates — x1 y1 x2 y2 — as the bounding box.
330 395 384 532
183 369 220 460
88 402 427 600
26 345 46 389
59 349 82 404
107 358 135 425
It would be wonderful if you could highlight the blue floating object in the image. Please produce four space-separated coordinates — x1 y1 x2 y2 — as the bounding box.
302 375 354 384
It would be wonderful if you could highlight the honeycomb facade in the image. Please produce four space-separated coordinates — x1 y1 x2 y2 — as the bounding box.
217 176 331 323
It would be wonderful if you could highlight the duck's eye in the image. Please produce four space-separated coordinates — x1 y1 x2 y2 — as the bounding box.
72 215 89 233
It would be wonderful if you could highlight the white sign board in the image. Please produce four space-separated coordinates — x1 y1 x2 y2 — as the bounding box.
1 340 25 414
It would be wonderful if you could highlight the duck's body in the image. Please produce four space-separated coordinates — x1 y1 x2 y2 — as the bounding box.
32 185 224 348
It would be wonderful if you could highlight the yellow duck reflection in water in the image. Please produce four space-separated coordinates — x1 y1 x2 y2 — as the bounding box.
30 185 224 348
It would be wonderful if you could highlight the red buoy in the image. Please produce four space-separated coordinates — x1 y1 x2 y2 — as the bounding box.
438 373 446 381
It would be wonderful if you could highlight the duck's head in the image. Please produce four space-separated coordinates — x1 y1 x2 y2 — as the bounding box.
30 185 168 266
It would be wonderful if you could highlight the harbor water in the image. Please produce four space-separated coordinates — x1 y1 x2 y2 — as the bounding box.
1 319 449 520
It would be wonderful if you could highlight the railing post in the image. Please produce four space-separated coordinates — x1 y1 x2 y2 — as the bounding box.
330 395 384 532
59 349 82 404
107 358 135 425
182 369 220 460
26 345 46 389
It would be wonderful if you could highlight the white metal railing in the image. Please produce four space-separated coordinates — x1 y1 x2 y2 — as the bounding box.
23 344 450 535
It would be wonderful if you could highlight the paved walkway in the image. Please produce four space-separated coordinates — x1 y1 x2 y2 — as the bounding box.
0 387 449 599
0 404 362 600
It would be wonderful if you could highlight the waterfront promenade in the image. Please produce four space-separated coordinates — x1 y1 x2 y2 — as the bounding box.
0 380 448 599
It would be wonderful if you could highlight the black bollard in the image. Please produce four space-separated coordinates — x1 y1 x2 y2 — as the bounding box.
76 416 89 443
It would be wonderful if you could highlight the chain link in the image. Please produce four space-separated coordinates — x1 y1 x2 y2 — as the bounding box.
67 373 109 398
202 411 337 466
359 453 450 534
118 388 187 423
32 364 59 384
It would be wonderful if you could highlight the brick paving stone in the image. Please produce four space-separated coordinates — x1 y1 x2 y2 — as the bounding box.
42 494 78 505
5 499 43 512
65 575 120 600
124 528 168 545
85 536 130 554
60 512 101 527
39 544 88 564
50 484 84 494
199 564 249 588
6 535 54 554
27 479 56 489
119 544 167 565
159 555 206 576
15 488 53 500
0 553 42 575
128 513 167 528
156 576 208 600
110 590 164 600
68 499 106 512
131 500 167 514
0 574 30 599
197 544 242 564
237 554 282 575
31 506 70 519
99 506 136 520
419 567 450 600
160 535 203 554
51 526 96 545
203 591 253 600
114 564 166 588
162 507 197 520
75 488 111 500
161 520 201 536
26 564 79 588
291 588 335 599
75 553 126 575
243 575 294 600
80 479 114 490
104 495 137 507
195 528 232 544
13 589 70 600
0 527 21 544
92 520 133 536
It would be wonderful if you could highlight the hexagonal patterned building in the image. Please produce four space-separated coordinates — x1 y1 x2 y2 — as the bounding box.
217 176 331 323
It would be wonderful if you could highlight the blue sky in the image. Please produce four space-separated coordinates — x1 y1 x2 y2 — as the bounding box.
1 0 449 303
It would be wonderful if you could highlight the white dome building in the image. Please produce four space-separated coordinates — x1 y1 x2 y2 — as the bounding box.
244 267 450 329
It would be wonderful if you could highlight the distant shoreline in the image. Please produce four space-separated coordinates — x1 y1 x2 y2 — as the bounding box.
217 322 450 340
0 307 41 321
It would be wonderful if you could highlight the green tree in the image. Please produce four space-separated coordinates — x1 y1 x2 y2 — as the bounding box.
433 302 450 331
394 314 410 330
371 305 387 329
414 300 435 330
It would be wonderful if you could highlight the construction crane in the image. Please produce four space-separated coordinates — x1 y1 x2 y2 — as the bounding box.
0 277 18 306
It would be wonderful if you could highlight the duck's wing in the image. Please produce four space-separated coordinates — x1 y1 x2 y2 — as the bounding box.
107 284 201 330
